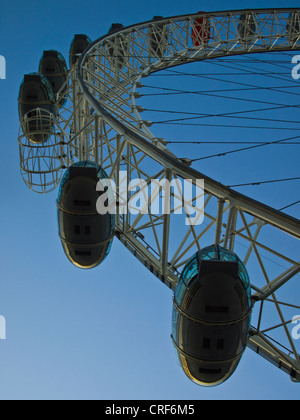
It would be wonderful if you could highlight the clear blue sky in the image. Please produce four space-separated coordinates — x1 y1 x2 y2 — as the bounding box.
0 0 299 400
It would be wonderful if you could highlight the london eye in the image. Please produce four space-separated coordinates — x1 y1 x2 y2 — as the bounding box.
17 8 300 387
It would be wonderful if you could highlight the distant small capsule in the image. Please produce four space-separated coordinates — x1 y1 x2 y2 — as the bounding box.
69 34 92 68
39 50 68 107
18 73 56 144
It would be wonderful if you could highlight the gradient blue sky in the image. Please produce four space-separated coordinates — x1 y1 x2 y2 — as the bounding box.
0 0 299 400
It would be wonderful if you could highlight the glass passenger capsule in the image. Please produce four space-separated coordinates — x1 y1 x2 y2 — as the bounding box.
18 73 56 144
191 12 211 47
39 50 68 107
172 245 252 387
147 16 169 58
57 161 115 270
107 23 129 70
69 34 92 68
287 12 300 45
238 13 257 45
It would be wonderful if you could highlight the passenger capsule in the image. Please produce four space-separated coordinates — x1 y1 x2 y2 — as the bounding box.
107 23 129 70
57 161 115 269
172 245 252 387
69 34 92 68
39 50 68 107
148 16 169 58
18 73 56 144
192 12 211 47
238 13 257 45
287 12 300 45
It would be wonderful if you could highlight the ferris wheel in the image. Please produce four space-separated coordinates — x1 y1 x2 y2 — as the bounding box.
18 8 300 386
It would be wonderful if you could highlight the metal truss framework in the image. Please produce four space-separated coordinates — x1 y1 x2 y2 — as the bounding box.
18 9 300 382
